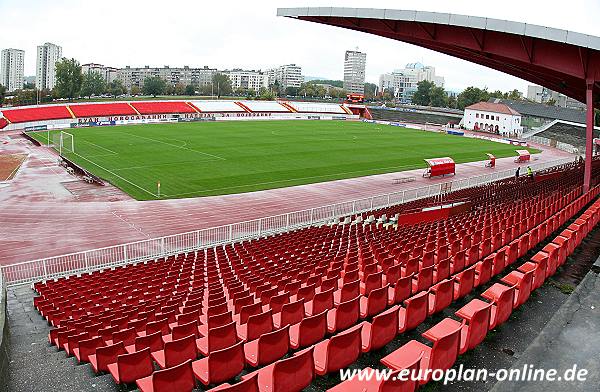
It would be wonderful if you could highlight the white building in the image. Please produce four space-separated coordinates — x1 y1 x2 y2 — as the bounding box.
0 48 25 92
463 102 523 137
343 50 366 95
118 65 217 91
82 63 119 84
379 62 445 102
36 42 62 90
267 64 303 89
526 84 585 110
225 69 268 92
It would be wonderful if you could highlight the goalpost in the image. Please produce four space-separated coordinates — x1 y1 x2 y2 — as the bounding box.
53 131 75 156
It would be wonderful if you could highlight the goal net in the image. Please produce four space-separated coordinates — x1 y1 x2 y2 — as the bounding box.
53 131 75 156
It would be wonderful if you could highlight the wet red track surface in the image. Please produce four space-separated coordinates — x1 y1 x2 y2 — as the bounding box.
0 128 573 266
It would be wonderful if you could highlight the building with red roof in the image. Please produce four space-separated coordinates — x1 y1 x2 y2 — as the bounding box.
463 101 523 137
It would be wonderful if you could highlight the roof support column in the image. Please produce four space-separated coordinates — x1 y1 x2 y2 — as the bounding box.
584 79 595 193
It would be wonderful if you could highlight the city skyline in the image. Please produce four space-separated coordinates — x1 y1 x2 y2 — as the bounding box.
1 0 599 94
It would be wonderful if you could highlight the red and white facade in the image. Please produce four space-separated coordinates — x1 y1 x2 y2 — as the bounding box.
463 102 523 137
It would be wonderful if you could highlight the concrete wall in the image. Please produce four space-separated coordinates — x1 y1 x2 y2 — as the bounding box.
0 275 8 390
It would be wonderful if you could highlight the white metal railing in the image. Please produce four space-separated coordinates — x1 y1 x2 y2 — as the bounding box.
0 156 575 287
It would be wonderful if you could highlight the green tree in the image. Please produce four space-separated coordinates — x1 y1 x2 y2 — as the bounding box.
174 83 186 96
507 89 522 100
0 84 6 105
430 86 449 108
456 86 490 110
142 76 166 97
108 80 126 97
258 87 274 100
55 58 83 101
184 84 196 96
285 86 299 96
130 85 141 96
447 95 457 109
411 80 435 106
489 90 506 99
80 71 106 98
212 73 232 98
364 82 377 99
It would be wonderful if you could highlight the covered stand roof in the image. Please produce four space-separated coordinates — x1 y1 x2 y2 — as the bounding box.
277 7 600 107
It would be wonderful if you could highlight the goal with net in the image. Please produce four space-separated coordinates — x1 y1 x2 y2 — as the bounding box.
53 131 75 156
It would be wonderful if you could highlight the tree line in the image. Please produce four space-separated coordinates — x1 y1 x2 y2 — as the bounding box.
408 80 524 110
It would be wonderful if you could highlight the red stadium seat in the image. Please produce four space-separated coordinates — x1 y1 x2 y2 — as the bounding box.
481 283 516 329
272 300 304 329
333 280 360 305
455 299 492 354
243 326 290 367
69 103 137 117
398 291 428 333
73 336 103 363
500 270 534 308
242 347 314 392
136 360 195 392
131 101 197 115
328 359 421 392
314 324 363 375
361 305 399 352
304 288 334 316
359 284 388 318
211 374 259 392
89 341 127 373
192 341 245 385
289 310 327 349
237 309 273 342
126 330 164 354
196 321 238 356
107 347 154 384
327 296 360 333
382 318 463 384
388 274 412 305
152 335 197 369
427 279 453 315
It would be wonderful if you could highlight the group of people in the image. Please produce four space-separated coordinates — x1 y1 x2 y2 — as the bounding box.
515 166 533 180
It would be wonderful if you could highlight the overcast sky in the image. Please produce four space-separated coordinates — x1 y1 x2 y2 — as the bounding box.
1 0 599 93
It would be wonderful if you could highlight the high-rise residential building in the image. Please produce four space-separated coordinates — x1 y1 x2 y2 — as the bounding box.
267 64 303 89
526 85 585 110
378 62 445 102
0 48 25 92
343 50 366 95
36 42 62 90
118 65 217 91
82 63 119 84
224 69 268 92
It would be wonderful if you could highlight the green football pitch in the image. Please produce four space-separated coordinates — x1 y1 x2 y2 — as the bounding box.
30 120 538 201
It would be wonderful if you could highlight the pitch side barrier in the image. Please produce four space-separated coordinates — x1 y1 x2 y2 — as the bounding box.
0 156 575 287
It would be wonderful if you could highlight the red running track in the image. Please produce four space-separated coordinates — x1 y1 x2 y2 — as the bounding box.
0 130 573 266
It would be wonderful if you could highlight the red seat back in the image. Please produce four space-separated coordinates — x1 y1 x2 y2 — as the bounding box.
150 360 195 392
208 341 245 384
135 330 164 353
208 321 238 353
271 347 314 392
368 306 399 351
364 284 388 318
245 309 273 341
296 311 327 348
95 342 127 372
77 336 103 362
324 324 362 373
278 300 304 327
333 297 360 331
430 319 462 372
255 326 290 366
116 347 154 383
164 335 197 368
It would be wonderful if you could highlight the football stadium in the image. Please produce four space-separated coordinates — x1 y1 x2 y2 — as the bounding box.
0 4 599 392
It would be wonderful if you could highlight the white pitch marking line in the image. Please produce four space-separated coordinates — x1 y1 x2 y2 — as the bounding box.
124 133 226 160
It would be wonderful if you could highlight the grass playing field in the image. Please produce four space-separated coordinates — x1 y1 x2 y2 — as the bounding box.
31 120 538 200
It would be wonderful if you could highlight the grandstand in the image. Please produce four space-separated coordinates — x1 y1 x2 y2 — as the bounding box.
533 122 600 151
369 107 461 126
19 159 600 392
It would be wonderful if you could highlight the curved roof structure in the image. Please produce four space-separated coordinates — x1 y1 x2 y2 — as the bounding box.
277 7 600 107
